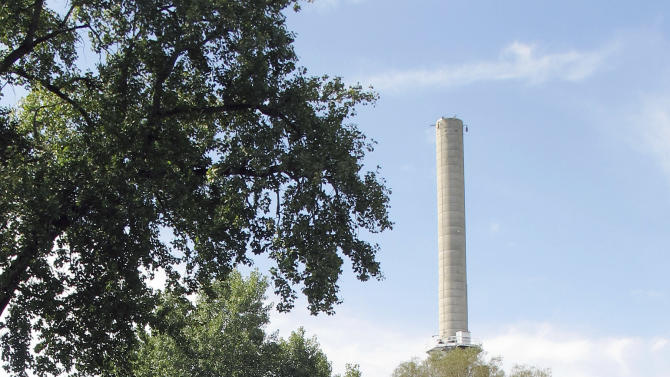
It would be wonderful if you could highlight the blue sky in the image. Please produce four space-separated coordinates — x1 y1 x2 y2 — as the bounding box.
3 1 670 376
267 1 670 376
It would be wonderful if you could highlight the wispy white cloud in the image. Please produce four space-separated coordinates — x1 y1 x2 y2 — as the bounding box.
631 96 670 182
490 222 501 233
630 288 665 299
483 323 670 377
652 338 668 352
269 311 670 377
269 305 428 377
303 0 365 12
363 42 615 91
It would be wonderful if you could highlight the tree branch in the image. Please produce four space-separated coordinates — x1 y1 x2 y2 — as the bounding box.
149 50 184 119
218 164 298 181
157 102 304 140
0 213 69 318
0 239 40 317
0 0 44 74
59 4 76 29
0 1 87 75
12 68 95 128
0 23 90 74
29 23 90 48
219 165 281 178
157 103 255 118
158 103 289 123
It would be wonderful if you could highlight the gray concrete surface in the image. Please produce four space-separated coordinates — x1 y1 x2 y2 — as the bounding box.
436 117 469 341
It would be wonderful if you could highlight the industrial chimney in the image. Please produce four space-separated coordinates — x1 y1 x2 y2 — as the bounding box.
433 117 472 350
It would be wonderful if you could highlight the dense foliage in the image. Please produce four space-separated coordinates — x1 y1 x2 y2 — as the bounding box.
392 348 551 377
0 0 391 375
132 271 339 377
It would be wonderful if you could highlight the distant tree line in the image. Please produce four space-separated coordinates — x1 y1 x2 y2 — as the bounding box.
392 347 551 377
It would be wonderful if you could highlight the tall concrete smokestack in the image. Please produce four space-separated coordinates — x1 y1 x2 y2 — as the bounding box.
435 117 471 347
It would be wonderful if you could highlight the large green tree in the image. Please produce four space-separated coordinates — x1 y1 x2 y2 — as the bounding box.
0 0 391 375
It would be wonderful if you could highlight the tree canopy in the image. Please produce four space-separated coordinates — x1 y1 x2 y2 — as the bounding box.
391 348 551 377
131 271 337 377
0 0 391 375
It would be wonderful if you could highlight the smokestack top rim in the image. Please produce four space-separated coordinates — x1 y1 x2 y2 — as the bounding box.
436 117 464 129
